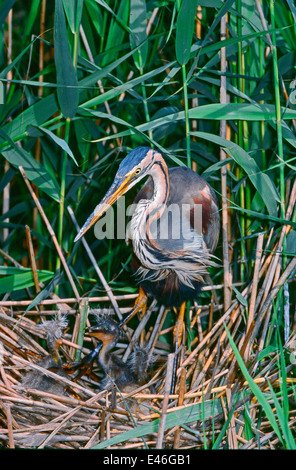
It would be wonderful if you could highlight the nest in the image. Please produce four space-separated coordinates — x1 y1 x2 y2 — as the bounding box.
1 217 296 450
0 179 296 450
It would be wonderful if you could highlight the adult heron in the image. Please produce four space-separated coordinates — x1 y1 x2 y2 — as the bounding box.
74 147 220 389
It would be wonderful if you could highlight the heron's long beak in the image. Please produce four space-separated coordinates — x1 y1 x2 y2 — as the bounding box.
74 174 133 242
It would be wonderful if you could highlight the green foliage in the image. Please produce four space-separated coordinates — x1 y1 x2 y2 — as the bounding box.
54 0 79 118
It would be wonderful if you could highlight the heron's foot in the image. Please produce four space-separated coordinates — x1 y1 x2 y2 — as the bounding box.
119 286 148 327
171 301 186 394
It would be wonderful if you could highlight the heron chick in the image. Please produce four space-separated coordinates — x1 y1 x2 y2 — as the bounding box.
21 314 68 394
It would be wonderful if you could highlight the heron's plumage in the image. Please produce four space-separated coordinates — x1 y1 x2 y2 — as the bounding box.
73 147 220 393
127 156 220 300
75 146 220 307
117 146 152 176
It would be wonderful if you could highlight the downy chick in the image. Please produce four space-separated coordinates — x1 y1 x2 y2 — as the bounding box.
21 314 68 395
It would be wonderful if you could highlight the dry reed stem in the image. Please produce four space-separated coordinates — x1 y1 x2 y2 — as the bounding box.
38 0 46 97
19 167 80 300
122 302 155 361
1 195 295 449
156 353 174 448
0 294 138 307
173 367 186 448
225 387 238 449
220 12 232 313
250 254 296 346
180 300 238 369
25 225 41 294
36 390 104 449
247 232 264 330
1 402 14 448
147 305 167 352
67 206 122 320
255 0 272 49
0 283 236 308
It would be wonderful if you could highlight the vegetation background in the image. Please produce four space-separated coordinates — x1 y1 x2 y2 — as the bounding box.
0 0 296 450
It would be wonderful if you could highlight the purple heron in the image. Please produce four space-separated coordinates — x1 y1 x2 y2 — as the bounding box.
74 147 220 390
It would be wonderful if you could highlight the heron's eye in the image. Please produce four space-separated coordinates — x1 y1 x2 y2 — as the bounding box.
135 168 141 175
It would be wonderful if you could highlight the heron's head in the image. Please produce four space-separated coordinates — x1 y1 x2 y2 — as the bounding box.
74 147 156 241
86 312 122 348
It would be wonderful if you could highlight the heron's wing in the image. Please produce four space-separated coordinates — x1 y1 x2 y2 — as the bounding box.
133 167 220 254
149 203 205 254
167 167 220 253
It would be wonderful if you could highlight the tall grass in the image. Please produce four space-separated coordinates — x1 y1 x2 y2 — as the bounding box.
0 0 296 449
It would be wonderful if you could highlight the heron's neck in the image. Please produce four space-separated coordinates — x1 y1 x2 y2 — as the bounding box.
99 339 117 370
130 153 169 263
137 154 169 243
146 153 169 222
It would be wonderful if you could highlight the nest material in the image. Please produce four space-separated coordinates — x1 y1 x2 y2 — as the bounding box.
0 240 296 450
1 197 296 449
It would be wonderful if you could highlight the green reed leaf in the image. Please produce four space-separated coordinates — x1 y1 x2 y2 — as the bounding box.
54 0 79 118
129 0 148 70
0 269 54 295
175 0 199 65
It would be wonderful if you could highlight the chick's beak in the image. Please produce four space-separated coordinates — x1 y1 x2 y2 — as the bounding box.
74 174 133 242
85 327 115 346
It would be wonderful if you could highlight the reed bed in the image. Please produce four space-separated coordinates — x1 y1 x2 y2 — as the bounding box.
1 0 296 450
0 189 296 449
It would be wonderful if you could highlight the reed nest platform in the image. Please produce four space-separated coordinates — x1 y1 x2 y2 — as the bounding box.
1 216 296 451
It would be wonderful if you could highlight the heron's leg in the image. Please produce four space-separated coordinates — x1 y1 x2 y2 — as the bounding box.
119 286 148 327
171 301 186 394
